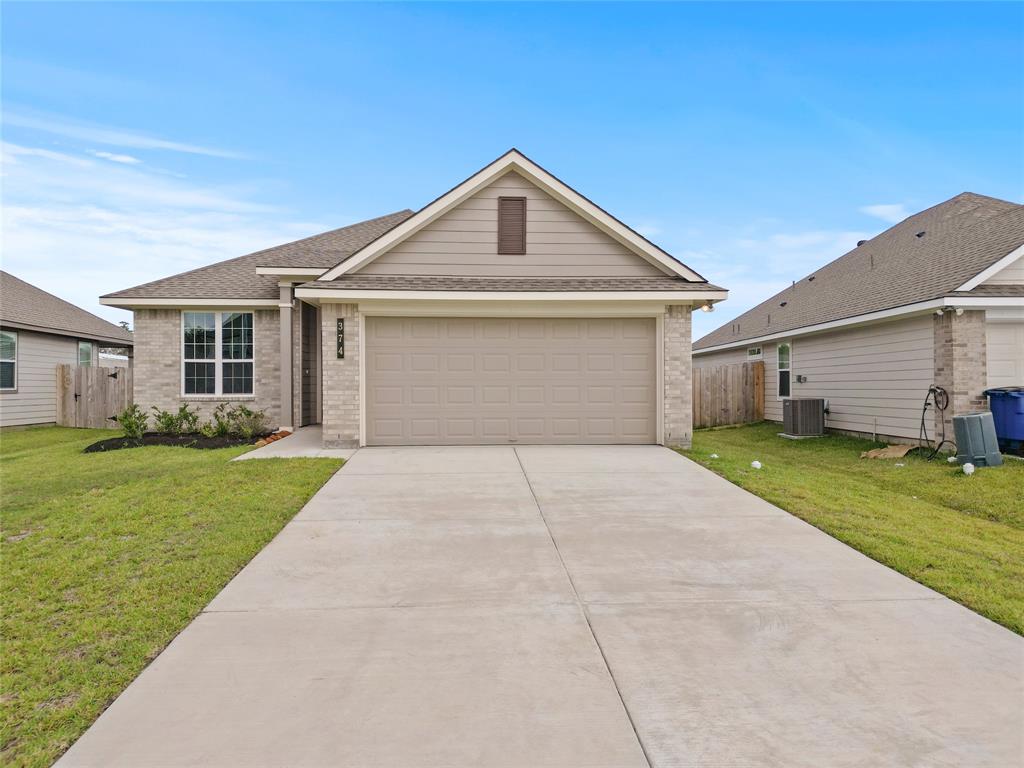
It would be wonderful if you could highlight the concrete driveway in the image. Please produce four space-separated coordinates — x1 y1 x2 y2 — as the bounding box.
59 446 1023 767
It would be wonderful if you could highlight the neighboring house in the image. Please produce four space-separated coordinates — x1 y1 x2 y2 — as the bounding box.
693 193 1024 443
0 271 134 428
101 150 727 447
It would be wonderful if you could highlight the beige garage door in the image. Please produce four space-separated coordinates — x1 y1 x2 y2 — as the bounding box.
987 321 1024 388
365 317 657 445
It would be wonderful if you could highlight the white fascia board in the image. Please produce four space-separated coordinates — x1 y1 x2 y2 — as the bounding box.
296 288 727 303
693 294 1024 355
955 243 1024 291
255 267 326 277
319 150 706 282
99 297 279 309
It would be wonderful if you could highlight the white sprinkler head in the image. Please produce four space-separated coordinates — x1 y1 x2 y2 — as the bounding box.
962 463 976 476
751 461 762 470
710 453 719 459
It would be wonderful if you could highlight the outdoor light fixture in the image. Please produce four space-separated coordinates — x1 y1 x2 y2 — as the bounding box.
336 318 345 358
935 308 945 316
955 307 964 316
700 303 714 313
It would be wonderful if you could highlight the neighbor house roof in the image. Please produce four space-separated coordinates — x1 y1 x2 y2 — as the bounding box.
694 192 1024 352
1 271 133 346
102 211 415 301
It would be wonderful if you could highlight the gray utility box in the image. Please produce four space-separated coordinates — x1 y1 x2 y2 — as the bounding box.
953 411 1003 467
783 398 826 436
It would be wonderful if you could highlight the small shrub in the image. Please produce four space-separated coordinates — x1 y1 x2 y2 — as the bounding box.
151 407 178 434
116 404 148 440
225 404 269 439
175 404 200 434
199 421 218 439
207 403 232 438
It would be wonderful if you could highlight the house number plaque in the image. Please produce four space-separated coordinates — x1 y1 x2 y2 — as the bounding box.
336 319 345 359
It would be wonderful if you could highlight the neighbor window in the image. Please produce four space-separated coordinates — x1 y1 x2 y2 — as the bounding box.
78 341 93 367
182 311 253 395
0 331 17 390
497 196 527 255
747 346 762 360
777 342 791 398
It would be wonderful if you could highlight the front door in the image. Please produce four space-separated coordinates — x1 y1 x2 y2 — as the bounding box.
300 302 319 426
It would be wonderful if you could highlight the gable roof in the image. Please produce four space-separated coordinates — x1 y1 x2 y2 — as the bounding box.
319 149 708 283
1 271 133 345
102 211 414 302
694 192 1024 352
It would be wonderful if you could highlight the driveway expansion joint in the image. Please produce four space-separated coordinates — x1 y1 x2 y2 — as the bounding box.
513 447 654 768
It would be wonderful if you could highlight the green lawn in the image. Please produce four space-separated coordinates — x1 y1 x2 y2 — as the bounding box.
0 427 342 768
682 422 1024 635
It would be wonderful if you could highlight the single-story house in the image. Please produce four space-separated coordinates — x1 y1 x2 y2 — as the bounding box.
0 271 134 428
693 192 1024 443
101 150 727 447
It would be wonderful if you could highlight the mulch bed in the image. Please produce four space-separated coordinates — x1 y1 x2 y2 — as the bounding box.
84 432 271 453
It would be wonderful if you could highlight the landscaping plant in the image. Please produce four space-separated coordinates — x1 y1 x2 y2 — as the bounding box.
225 404 269 439
150 407 179 434
115 404 148 440
174 403 200 434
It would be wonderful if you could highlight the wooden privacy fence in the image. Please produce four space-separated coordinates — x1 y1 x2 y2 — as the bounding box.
692 360 764 428
56 364 133 429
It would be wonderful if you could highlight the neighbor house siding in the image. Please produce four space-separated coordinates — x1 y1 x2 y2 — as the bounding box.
132 308 283 427
981 256 1024 286
693 314 936 440
360 171 665 278
0 330 79 427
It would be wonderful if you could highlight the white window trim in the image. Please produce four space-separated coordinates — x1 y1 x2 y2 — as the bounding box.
746 346 762 360
0 330 17 391
777 341 793 400
78 340 94 367
180 311 257 398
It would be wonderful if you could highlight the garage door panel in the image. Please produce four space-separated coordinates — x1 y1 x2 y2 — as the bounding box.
365 317 657 445
986 321 1024 389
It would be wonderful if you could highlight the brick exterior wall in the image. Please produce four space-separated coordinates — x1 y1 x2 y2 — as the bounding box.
933 309 988 440
663 304 693 448
132 308 282 427
320 303 360 447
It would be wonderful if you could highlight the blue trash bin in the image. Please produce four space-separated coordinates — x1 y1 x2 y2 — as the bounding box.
983 387 1024 441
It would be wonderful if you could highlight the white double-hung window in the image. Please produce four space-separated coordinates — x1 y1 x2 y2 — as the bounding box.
182 311 254 395
0 330 17 390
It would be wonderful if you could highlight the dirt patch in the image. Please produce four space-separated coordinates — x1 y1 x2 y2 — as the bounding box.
83 432 269 453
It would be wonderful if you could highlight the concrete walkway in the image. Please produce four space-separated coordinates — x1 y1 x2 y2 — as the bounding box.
231 425 355 461
58 446 1023 767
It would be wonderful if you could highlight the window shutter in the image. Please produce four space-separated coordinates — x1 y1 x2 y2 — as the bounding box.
497 196 526 255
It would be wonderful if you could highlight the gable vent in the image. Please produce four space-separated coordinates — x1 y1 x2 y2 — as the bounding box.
497 196 527 255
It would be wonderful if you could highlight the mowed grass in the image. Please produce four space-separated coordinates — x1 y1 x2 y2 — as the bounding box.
0 427 342 768
682 422 1024 634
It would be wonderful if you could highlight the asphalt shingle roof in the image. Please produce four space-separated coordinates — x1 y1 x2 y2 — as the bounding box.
299 275 724 292
694 193 1024 351
1 271 133 345
103 211 415 300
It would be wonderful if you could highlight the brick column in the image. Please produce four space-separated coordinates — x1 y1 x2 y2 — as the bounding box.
933 309 988 440
320 302 360 447
663 304 693 448
279 285 294 430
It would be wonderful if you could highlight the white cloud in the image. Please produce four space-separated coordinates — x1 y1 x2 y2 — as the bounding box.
860 203 910 224
88 149 142 165
4 109 242 159
1 141 327 325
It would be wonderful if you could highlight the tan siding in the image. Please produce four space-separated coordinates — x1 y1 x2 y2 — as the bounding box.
784 316 934 439
0 331 79 426
696 316 936 439
360 171 665 278
981 257 1024 286
986 319 1024 388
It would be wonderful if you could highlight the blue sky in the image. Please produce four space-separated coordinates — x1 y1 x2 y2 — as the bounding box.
2 2 1022 338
